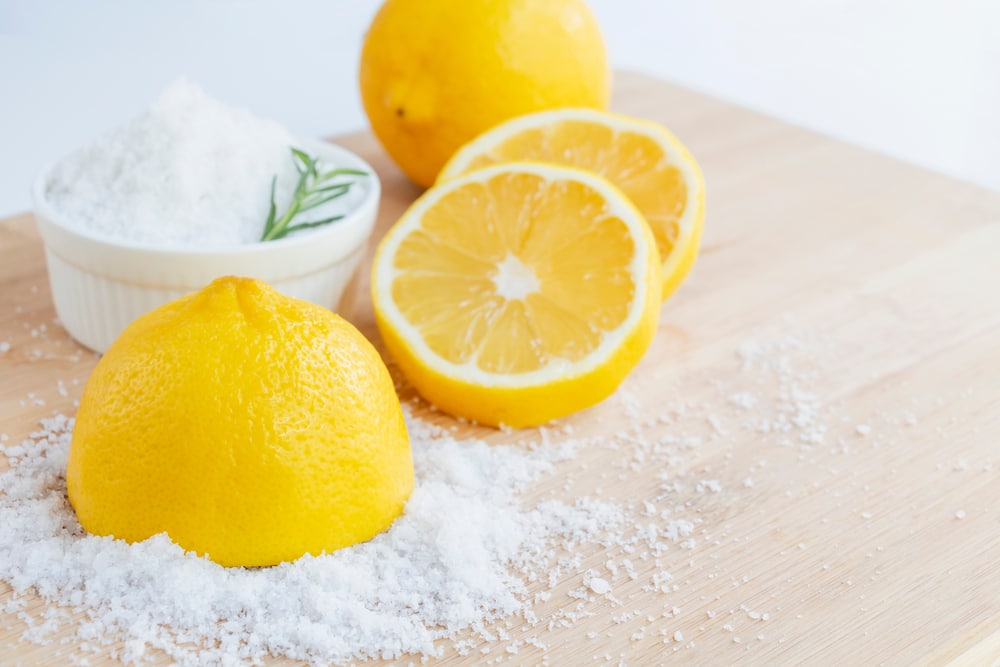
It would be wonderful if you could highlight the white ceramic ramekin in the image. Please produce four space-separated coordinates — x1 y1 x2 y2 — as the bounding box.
33 140 380 354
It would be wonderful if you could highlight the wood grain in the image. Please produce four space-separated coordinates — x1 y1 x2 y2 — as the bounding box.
2 71 1000 666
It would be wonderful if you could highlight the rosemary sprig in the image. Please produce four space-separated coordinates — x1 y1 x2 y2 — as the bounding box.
260 147 367 242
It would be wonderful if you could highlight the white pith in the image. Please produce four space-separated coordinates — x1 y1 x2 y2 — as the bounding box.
493 254 540 301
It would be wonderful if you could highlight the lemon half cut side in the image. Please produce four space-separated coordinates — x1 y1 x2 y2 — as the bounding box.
372 162 662 428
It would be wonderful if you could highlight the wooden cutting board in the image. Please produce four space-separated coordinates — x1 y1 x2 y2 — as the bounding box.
2 71 999 666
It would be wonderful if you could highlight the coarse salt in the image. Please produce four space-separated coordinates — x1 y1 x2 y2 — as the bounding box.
727 392 759 410
44 79 365 248
588 577 611 595
0 411 625 665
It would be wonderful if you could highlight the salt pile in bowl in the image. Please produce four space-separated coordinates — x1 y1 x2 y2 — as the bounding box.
44 79 365 248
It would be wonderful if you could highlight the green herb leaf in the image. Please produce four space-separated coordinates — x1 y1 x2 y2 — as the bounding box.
284 216 345 235
260 147 367 242
261 175 279 239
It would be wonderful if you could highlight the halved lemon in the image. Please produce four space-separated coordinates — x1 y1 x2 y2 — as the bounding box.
438 108 705 301
371 162 661 428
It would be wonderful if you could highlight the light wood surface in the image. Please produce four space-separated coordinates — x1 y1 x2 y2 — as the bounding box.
2 71 1000 666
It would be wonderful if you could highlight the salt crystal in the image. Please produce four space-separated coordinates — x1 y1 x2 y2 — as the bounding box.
588 577 611 596
673 630 684 642
727 392 759 410
955 510 967 520
0 342 10 353
706 414 727 435
2 445 24 458
696 480 722 494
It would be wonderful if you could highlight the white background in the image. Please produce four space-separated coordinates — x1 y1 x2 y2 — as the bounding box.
1 0 998 217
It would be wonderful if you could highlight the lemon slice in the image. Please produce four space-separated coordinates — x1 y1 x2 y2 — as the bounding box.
438 108 705 301
372 162 661 428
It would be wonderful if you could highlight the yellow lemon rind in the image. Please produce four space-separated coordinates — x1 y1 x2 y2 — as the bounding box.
67 277 414 568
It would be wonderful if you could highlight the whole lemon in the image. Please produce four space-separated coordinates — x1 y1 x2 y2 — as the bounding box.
66 276 414 567
359 0 610 187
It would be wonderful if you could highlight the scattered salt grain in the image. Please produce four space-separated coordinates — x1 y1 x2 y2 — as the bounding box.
707 414 727 435
727 392 759 410
955 510 967 520
696 479 722 494
45 79 365 248
588 577 611 596
855 424 871 437
2 445 24 458
0 341 10 353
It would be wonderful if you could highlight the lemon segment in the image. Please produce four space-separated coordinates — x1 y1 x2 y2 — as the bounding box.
372 162 662 427
438 108 706 301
